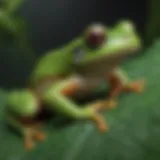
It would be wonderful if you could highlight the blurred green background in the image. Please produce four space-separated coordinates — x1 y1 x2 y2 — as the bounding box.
0 0 160 160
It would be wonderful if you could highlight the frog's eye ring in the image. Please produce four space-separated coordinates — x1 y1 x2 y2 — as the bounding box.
85 23 106 47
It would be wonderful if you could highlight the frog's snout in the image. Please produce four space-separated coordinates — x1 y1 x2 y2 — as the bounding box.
117 20 135 32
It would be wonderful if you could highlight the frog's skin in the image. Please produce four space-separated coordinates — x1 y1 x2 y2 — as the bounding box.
6 20 145 150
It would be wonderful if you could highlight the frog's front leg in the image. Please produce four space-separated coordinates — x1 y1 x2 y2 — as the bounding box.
59 75 116 110
44 77 111 132
106 68 145 100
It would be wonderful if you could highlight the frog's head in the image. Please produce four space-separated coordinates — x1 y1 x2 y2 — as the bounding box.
73 20 141 75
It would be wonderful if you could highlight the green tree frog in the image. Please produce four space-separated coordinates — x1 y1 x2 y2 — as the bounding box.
6 20 145 150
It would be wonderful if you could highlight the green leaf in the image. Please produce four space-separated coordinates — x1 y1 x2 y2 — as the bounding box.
2 0 24 13
0 39 160 160
145 0 160 45
0 11 17 34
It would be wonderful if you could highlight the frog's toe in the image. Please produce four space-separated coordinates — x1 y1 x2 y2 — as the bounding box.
24 127 46 150
34 131 46 141
24 140 35 151
125 79 145 93
92 113 109 132
24 131 35 150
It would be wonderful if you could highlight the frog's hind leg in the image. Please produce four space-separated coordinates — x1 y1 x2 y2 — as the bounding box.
6 90 47 150
7 115 46 150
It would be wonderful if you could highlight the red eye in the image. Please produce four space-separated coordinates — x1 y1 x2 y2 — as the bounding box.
85 24 106 47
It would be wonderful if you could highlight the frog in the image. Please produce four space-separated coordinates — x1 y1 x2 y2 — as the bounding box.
6 20 145 150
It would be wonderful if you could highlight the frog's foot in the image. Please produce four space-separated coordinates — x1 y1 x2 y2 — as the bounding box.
91 100 117 112
106 69 145 99
124 79 145 93
33 130 46 141
24 125 46 150
87 102 110 132
92 113 108 132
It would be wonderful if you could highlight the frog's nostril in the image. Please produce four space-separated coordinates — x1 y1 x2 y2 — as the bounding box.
73 47 84 64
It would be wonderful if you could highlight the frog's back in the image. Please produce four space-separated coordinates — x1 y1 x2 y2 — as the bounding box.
29 38 82 85
29 48 72 85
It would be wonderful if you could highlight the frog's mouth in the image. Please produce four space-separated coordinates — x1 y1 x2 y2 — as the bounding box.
74 46 140 77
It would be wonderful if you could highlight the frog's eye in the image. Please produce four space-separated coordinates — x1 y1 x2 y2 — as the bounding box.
73 47 84 64
85 23 106 47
